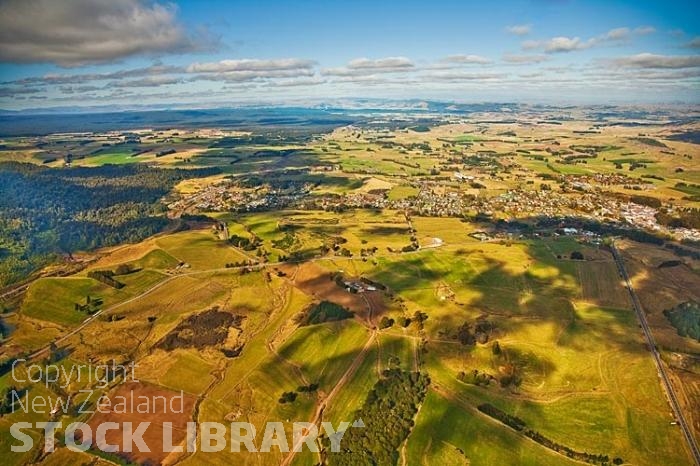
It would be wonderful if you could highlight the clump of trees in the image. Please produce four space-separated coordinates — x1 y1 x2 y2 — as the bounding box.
456 340 521 389
570 251 584 260
663 301 700 341
225 260 257 268
295 301 353 326
278 391 297 404
656 207 700 230
455 319 494 345
297 383 319 393
412 311 428 331
327 369 430 465
401 243 418 253
397 316 411 327
75 295 103 314
229 234 262 251
0 386 25 415
278 383 320 404
458 369 494 386
379 316 394 329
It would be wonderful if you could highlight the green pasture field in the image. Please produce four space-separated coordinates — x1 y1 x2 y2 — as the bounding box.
387 185 419 200
377 333 416 371
392 236 690 465
183 286 315 466
278 319 370 389
140 348 216 396
323 344 380 426
21 276 126 326
80 150 142 165
132 248 180 270
408 390 579 466
19 266 169 328
155 229 250 269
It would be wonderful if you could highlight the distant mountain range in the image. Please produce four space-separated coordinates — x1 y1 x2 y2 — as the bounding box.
0 99 697 137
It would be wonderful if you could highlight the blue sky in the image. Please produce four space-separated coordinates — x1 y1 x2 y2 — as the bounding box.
0 0 698 109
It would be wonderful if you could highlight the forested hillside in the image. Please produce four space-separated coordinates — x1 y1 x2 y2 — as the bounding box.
0 162 218 286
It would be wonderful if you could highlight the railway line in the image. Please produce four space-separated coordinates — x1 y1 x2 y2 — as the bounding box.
611 242 700 466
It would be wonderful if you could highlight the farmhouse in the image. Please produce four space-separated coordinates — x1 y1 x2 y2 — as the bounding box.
453 171 475 182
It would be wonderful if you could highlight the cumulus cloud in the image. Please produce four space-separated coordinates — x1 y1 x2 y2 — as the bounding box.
110 76 184 88
186 58 315 73
192 69 316 83
603 27 630 41
1 58 320 98
523 26 657 54
523 35 592 53
263 77 327 88
610 53 700 69
423 71 507 82
322 57 414 76
0 0 215 67
184 58 316 84
502 54 549 64
330 75 394 85
601 69 700 81
634 26 656 35
685 37 700 49
506 24 531 36
6 64 186 86
440 55 492 65
518 72 544 79
347 57 413 70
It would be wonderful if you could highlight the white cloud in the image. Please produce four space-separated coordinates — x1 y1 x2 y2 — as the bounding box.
4 64 185 86
322 57 414 76
423 71 507 82
502 54 549 64
186 58 315 73
111 76 183 88
610 53 700 69
192 69 316 83
0 0 215 67
523 26 657 54
185 59 318 84
634 26 656 35
506 24 532 36
604 28 630 41
347 57 414 70
543 36 593 53
440 55 492 65
331 75 394 84
263 77 327 88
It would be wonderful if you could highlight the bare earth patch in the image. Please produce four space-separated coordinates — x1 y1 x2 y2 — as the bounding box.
87 382 196 465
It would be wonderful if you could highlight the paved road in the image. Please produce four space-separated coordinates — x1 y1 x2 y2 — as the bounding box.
611 242 700 466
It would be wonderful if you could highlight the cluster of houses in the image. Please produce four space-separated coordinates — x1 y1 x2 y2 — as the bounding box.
170 165 699 242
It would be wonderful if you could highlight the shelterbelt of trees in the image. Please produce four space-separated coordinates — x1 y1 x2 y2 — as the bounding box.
0 162 219 286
